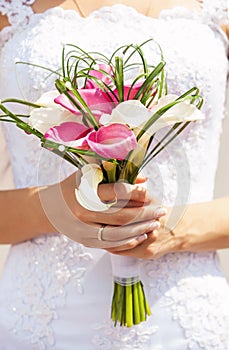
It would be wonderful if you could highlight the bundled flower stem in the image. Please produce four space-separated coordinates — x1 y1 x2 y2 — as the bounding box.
0 40 204 328
111 279 151 327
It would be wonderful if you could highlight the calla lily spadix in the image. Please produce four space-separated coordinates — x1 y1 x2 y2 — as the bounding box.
75 163 117 211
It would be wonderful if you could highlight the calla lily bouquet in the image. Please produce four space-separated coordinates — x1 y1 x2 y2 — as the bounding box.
0 40 204 327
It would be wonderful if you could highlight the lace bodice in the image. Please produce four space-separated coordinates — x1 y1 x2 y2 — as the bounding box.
0 2 228 350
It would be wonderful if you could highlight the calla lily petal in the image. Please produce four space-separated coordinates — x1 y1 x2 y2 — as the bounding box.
75 164 115 211
87 124 137 160
100 100 150 127
85 64 113 89
29 107 77 134
44 122 91 148
54 89 113 117
35 90 60 107
145 95 204 135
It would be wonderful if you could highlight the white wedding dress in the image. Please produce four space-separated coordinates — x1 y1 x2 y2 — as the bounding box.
0 1 229 349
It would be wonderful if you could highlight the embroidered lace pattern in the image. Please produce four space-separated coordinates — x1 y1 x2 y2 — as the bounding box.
0 0 35 25
0 3 228 349
143 252 229 350
202 0 229 25
2 235 93 349
91 321 159 350
0 0 35 44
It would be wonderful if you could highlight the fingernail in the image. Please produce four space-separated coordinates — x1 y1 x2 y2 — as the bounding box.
154 207 167 217
137 234 148 243
149 221 161 230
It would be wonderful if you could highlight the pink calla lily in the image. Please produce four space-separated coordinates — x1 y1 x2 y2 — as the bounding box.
87 123 137 160
85 64 114 89
44 122 92 149
54 89 113 118
113 80 143 101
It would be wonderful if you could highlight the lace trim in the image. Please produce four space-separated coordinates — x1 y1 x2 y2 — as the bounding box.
158 1 228 24
92 321 159 349
0 2 228 48
0 0 35 46
202 0 229 25
0 0 35 25
0 1 228 29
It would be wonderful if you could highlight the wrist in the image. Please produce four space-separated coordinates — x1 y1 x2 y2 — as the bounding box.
166 200 229 253
162 204 198 253
32 185 57 234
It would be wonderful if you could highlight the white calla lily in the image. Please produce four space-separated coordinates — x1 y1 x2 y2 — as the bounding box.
29 107 77 134
34 90 61 107
100 100 150 128
29 90 80 133
75 164 116 211
100 96 204 138
142 94 204 136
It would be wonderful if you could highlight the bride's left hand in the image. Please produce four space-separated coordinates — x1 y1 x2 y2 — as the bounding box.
106 213 183 259
106 230 181 259
107 197 229 258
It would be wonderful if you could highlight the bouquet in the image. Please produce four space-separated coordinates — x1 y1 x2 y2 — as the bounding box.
0 40 204 327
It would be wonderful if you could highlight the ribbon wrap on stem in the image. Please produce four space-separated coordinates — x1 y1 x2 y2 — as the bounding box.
110 254 141 286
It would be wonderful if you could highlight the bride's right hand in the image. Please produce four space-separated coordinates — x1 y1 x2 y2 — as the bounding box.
40 172 166 248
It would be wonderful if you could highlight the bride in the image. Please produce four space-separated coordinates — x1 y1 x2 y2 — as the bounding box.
0 1 229 349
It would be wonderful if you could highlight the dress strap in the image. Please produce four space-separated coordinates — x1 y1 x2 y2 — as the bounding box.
0 0 35 26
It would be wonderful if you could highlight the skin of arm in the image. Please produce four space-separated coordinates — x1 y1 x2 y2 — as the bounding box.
0 173 164 246
108 196 229 258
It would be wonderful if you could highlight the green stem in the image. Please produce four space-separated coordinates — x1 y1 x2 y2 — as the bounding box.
1 98 41 108
132 283 140 325
137 281 147 322
125 283 133 327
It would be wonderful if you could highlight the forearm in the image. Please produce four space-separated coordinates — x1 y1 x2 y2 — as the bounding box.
173 196 229 252
0 186 55 244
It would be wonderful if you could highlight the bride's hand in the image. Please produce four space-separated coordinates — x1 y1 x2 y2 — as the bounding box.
106 225 177 259
40 172 166 249
106 208 182 258
107 197 229 257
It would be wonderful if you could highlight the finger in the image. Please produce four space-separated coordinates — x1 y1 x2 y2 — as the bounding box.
113 200 150 208
135 176 148 184
106 233 148 252
88 204 167 227
109 232 157 258
99 220 161 243
98 182 151 204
